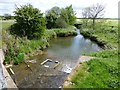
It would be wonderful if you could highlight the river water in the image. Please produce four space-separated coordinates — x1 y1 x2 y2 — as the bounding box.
11 29 101 88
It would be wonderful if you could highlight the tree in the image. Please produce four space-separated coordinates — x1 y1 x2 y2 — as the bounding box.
82 7 90 27
61 5 76 25
11 4 46 39
55 17 68 28
45 5 76 29
83 3 105 30
45 6 61 29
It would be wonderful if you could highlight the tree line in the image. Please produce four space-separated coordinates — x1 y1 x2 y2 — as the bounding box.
9 3 104 39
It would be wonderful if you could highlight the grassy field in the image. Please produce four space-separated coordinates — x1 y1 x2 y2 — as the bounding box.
68 19 119 88
0 20 15 48
76 18 118 27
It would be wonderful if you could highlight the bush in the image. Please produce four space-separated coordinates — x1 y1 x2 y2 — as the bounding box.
45 6 61 29
55 17 68 28
53 28 77 37
10 4 46 39
45 5 76 29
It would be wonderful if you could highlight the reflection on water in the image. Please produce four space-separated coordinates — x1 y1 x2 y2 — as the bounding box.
12 29 101 88
46 29 101 69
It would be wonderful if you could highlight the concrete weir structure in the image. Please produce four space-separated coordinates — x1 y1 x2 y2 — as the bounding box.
0 49 17 89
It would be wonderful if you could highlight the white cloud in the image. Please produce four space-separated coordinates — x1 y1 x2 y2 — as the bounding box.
0 0 119 18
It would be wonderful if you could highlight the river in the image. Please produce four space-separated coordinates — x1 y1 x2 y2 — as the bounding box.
11 29 101 88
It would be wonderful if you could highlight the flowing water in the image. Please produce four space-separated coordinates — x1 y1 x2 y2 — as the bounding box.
12 29 101 88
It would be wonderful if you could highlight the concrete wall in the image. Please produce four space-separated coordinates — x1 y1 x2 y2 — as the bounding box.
0 49 18 89
0 49 7 89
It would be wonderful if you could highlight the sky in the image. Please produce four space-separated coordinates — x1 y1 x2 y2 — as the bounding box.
0 0 119 18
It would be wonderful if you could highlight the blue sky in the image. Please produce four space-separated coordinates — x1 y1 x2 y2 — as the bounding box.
0 0 119 18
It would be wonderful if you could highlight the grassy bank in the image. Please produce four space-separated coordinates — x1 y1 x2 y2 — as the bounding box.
70 50 118 88
50 28 77 37
2 22 56 64
80 20 118 49
67 19 119 88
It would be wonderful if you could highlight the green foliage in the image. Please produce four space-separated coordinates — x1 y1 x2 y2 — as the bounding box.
3 30 25 65
61 5 76 25
55 17 68 28
14 53 25 65
45 5 76 29
45 6 61 29
52 28 77 37
3 30 50 64
44 30 57 40
11 4 46 39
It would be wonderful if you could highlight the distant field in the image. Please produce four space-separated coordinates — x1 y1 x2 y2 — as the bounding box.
2 20 15 30
76 18 118 27
0 20 15 48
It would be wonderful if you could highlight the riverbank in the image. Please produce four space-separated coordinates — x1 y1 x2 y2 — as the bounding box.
64 22 118 88
80 28 118 50
2 20 77 65
63 56 94 87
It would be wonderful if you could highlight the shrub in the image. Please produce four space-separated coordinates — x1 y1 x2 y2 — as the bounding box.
53 28 77 37
10 4 46 39
55 17 68 28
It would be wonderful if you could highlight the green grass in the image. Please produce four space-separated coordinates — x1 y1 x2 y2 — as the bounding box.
2 20 15 30
69 20 119 88
70 50 118 88
76 18 118 27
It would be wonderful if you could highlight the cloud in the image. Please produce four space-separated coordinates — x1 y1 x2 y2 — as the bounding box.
0 0 119 18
